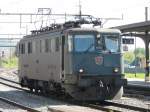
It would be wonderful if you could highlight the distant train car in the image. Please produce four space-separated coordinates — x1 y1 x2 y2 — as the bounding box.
17 20 127 101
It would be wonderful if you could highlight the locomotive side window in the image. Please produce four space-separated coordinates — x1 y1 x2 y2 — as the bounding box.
48 39 51 52
55 37 59 52
20 43 25 54
51 38 55 52
40 40 42 53
35 40 39 53
45 39 49 52
28 42 32 54
32 41 36 53
19 44 21 54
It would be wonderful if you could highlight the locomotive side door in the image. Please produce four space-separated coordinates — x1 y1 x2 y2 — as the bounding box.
61 34 73 82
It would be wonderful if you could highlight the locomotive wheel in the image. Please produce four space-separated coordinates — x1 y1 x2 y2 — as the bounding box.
29 88 33 92
34 89 38 93
20 79 24 87
40 89 47 95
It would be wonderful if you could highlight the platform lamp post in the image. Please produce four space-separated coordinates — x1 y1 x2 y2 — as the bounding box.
134 34 137 77
145 7 150 82
145 31 150 82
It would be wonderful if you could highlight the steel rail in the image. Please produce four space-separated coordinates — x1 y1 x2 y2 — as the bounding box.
0 78 28 92
84 100 150 112
84 103 121 112
0 97 40 112
105 101 150 112
0 77 20 85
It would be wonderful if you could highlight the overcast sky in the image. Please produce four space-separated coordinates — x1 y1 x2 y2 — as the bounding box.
0 0 149 29
0 0 149 48
0 0 149 23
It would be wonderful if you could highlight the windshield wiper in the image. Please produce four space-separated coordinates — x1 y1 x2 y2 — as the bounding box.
84 43 94 53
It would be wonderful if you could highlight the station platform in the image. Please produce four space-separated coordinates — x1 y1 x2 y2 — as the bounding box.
127 78 150 89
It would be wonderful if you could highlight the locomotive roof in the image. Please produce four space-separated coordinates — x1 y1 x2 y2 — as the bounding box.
21 27 120 41
66 28 121 33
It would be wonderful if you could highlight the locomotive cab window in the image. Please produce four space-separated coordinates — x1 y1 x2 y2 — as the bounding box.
103 34 120 52
68 34 95 52
68 35 73 52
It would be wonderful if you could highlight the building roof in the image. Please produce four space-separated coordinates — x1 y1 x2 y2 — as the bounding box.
112 21 150 33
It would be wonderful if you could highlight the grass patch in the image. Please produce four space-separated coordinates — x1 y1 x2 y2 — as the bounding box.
125 73 145 79
1 57 18 68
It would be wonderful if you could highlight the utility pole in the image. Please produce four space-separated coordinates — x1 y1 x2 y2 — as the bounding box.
79 0 82 20
145 7 148 21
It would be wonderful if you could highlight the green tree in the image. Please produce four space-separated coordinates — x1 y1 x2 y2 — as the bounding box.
134 48 145 58
123 51 135 63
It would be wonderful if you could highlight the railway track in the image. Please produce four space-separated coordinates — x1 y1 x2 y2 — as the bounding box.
0 76 149 112
0 77 41 112
85 101 150 112
124 85 150 97
0 77 28 92
0 77 20 84
0 96 40 112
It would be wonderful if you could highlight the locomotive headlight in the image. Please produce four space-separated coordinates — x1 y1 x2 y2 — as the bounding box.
79 68 84 73
113 68 119 73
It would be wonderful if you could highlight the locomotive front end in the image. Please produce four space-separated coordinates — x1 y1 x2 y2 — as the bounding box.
63 28 127 101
